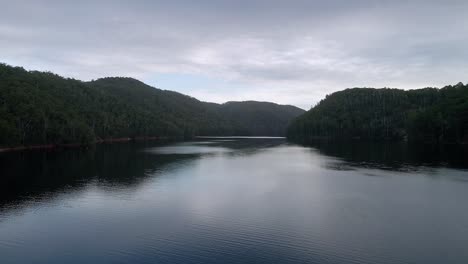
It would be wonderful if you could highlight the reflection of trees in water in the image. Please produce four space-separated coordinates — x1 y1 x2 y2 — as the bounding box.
0 142 196 210
0 139 287 212
297 140 468 171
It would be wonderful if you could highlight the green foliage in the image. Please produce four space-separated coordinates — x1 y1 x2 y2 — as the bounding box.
0 63 304 147
288 84 468 144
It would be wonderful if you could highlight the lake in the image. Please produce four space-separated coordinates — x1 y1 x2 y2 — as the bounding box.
1 138 468 264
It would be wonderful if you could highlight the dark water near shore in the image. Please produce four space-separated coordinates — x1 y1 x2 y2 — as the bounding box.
1 138 468 264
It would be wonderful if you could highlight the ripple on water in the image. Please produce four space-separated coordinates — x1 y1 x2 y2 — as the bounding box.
144 145 232 155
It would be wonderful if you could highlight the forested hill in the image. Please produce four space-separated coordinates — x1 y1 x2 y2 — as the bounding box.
218 101 305 136
287 84 468 143
0 63 304 148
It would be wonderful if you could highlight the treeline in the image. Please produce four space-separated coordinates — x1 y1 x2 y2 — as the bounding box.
0 63 304 148
287 83 468 143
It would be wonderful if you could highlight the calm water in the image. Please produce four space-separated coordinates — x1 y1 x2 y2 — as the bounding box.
1 138 468 264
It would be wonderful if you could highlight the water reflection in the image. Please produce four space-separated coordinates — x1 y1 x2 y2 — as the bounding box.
2 139 467 213
0 139 285 211
1 138 467 264
0 142 194 210
297 140 468 171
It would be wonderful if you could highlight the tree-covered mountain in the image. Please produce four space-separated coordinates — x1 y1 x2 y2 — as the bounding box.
218 101 305 136
87 77 235 137
287 84 468 143
0 63 304 148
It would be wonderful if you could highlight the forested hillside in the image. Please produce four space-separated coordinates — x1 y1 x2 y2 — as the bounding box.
88 77 236 137
287 84 468 143
0 63 304 148
219 101 304 136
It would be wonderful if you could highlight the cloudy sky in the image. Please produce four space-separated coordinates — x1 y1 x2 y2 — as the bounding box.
2 0 468 109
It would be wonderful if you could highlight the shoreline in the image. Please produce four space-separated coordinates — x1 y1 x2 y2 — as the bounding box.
0 136 172 153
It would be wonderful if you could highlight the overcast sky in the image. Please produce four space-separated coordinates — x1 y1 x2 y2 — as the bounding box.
2 0 468 109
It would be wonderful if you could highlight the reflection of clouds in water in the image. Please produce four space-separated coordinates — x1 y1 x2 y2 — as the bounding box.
170 150 310 223
2 139 468 264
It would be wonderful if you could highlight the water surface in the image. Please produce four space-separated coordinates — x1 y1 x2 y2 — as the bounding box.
1 138 468 264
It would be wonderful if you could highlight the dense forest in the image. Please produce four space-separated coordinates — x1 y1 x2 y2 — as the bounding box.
287 84 468 143
0 63 304 148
